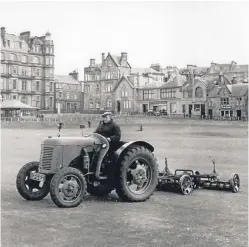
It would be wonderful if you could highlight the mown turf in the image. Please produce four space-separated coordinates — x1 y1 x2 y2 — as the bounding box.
1 120 248 247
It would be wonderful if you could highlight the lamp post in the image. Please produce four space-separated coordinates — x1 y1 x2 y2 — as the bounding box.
53 81 57 114
187 64 197 116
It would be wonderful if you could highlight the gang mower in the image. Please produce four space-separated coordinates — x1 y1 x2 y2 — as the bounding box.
157 157 240 195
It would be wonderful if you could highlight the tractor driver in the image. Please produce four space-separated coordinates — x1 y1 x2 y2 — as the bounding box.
94 111 121 150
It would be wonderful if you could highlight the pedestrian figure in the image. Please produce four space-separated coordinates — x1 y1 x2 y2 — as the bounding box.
140 123 143 131
88 121 91 128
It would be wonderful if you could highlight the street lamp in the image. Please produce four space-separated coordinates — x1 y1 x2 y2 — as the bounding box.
187 65 197 116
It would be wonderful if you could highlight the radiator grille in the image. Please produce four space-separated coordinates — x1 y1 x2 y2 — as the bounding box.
40 146 53 170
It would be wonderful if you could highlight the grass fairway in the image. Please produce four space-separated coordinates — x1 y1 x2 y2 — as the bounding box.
1 120 248 247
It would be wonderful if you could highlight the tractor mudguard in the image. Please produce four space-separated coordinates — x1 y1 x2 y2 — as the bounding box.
62 146 84 167
112 141 154 167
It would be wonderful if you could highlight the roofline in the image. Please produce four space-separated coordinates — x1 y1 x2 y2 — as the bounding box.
113 75 134 91
107 53 119 67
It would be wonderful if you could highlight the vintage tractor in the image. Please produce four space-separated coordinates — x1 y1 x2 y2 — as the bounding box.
16 123 159 208
157 157 240 194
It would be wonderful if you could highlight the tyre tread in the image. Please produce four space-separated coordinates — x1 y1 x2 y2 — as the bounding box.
115 146 158 202
50 167 87 208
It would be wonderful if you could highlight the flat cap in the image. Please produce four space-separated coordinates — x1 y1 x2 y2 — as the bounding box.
101 111 112 117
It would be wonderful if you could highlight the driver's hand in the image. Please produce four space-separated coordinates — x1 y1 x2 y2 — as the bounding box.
107 137 111 142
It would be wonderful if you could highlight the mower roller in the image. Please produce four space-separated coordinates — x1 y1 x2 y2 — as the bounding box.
157 157 240 195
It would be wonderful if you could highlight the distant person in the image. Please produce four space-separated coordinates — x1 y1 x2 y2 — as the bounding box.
88 121 91 128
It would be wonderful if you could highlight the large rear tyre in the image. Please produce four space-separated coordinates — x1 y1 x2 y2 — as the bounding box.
50 167 87 208
115 146 158 202
16 161 50 201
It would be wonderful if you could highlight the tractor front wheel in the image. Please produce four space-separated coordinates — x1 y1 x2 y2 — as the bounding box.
115 146 158 202
16 161 51 201
50 167 87 208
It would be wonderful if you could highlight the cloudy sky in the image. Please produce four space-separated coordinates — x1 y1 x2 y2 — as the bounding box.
0 1 248 80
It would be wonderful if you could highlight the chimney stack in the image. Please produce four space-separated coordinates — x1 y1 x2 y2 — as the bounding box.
219 72 224 85
20 31 30 45
101 53 105 63
1 27 6 46
230 61 237 71
90 58 95 66
69 69 79 81
121 52 127 65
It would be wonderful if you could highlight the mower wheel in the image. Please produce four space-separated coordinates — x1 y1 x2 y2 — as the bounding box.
179 174 193 195
115 146 158 202
50 167 87 208
229 173 240 193
16 161 51 201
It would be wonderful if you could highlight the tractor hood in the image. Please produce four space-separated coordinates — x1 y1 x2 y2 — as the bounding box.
41 135 103 147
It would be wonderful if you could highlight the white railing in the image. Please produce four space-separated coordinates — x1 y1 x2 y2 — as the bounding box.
1 113 247 123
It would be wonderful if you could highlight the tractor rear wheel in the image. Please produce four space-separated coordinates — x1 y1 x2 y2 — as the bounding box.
50 167 87 208
16 161 51 201
115 146 158 202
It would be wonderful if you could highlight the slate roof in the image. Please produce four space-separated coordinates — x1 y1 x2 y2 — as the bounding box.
227 84 248 97
54 75 79 85
113 75 134 91
89 63 101 69
160 74 186 88
131 68 162 75
111 55 121 66
233 65 248 73
0 100 38 109
206 62 248 74
180 77 207 92
140 80 164 89
108 54 131 68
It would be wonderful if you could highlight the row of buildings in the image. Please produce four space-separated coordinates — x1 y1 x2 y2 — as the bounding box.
83 54 248 119
1 27 248 118
0 27 82 113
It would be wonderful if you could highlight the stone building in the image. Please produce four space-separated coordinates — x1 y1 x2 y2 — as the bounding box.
0 27 55 110
130 67 166 87
54 70 83 113
205 74 248 119
113 75 139 113
180 76 208 117
83 52 131 112
137 74 186 114
203 61 248 84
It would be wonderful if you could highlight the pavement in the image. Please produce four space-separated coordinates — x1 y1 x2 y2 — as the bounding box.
1 122 248 247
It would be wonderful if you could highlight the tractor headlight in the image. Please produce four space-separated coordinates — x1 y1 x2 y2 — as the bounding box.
102 144 107 148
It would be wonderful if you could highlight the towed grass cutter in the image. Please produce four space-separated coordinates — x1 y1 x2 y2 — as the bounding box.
157 157 240 195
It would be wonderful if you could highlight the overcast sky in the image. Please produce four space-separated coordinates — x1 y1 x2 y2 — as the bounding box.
0 1 248 80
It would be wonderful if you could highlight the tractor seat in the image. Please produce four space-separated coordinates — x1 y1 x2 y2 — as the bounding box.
110 141 127 151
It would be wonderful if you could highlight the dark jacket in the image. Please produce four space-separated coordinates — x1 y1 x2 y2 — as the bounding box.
94 119 121 143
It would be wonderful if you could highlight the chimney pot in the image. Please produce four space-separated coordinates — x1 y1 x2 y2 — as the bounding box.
121 52 128 64
90 58 95 66
102 53 105 63
69 70 79 81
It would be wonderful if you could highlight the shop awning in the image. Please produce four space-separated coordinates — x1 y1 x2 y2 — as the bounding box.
0 100 39 110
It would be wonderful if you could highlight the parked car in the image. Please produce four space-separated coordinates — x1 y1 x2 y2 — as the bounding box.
159 109 167 115
154 112 161 116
